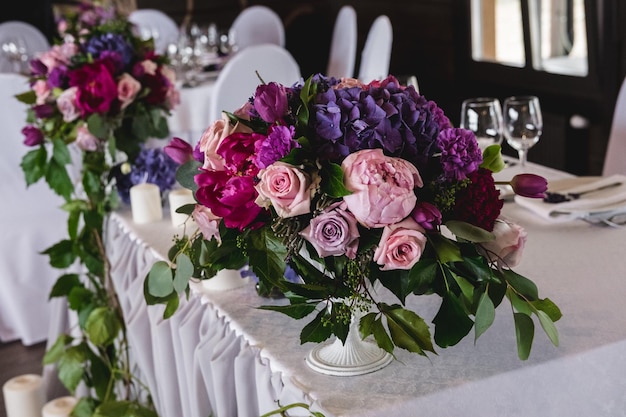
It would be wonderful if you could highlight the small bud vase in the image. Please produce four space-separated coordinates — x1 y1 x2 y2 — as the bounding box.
305 309 393 376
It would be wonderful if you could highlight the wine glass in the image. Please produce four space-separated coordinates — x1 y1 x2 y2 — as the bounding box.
460 97 503 151
503 95 543 167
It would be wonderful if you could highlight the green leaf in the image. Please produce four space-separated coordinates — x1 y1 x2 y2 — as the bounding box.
428 234 463 263
258 302 317 319
381 303 435 355
513 312 534 360
507 288 532 315
407 258 438 295
360 314 395 355
319 161 351 197
173 253 193 294
432 293 474 347
474 291 495 342
45 158 73 200
300 308 332 343
88 353 112 400
147 261 174 297
93 400 159 417
531 298 562 322
71 397 96 417
57 345 86 393
445 220 495 243
20 147 47 186
43 334 72 365
51 138 71 165
49 274 81 298
502 269 539 300
14 90 36 105
43 239 77 268
536 310 560 347
85 307 122 346
480 144 505 173
163 295 180 319
87 113 109 139
175 160 202 191
450 270 475 305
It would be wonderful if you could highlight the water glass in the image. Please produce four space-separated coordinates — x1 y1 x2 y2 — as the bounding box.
460 97 504 150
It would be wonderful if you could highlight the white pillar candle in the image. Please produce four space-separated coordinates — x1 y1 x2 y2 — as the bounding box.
42 396 78 417
2 374 45 417
130 183 162 224
168 188 196 227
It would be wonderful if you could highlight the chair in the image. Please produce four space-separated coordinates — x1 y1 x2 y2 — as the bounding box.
128 9 180 54
208 43 301 124
0 21 49 73
229 5 285 51
357 15 393 83
0 73 67 345
603 76 626 176
326 5 357 79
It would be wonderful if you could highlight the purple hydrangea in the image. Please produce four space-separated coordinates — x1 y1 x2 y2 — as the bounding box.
84 33 134 68
437 127 483 181
115 147 179 204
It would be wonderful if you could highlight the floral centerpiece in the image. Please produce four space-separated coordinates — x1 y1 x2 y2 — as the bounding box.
146 74 560 365
16 2 179 416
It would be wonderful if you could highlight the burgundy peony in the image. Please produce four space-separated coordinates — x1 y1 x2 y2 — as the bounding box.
68 60 118 116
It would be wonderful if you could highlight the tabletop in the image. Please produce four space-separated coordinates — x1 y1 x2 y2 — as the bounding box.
105 159 626 417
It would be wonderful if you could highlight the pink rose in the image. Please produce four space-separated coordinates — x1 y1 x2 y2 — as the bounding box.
373 218 427 270
140 60 158 75
117 73 141 109
57 87 80 122
198 115 253 171
255 162 314 218
342 149 423 228
33 80 51 105
300 201 359 259
76 125 99 151
192 205 221 241
480 218 527 268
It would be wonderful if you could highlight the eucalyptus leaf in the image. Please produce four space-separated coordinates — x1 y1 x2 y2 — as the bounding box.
147 261 174 297
176 160 202 190
173 253 193 294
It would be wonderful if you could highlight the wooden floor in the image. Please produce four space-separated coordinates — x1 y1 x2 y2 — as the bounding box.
0 340 47 417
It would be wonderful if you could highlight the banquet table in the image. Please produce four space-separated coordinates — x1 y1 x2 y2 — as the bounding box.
104 160 626 417
166 78 217 145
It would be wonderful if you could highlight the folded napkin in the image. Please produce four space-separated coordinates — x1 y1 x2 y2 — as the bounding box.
514 174 626 222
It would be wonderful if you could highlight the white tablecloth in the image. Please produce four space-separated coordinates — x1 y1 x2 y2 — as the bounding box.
167 81 216 145
105 159 626 417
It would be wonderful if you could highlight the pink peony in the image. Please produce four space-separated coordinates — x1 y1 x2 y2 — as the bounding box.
342 149 423 228
198 115 253 171
479 218 527 268
255 162 314 218
373 218 427 270
117 73 141 109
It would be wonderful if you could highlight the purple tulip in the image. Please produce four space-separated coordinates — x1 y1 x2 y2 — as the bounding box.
164 137 194 164
510 174 548 198
410 201 442 231
22 126 44 146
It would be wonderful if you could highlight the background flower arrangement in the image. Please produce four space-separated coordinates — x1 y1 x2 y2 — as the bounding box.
16 2 179 416
146 74 561 362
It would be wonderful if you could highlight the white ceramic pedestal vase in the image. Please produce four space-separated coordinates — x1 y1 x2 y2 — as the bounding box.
201 268 251 291
305 311 393 376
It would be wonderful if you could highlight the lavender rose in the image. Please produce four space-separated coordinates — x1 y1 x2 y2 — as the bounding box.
373 218 427 270
479 218 527 268
255 162 314 218
300 201 360 259
342 149 423 228
57 86 80 122
76 125 99 151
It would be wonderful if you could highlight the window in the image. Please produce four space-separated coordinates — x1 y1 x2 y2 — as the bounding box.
470 0 588 76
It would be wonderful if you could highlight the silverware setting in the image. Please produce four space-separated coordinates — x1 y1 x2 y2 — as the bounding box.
543 181 623 204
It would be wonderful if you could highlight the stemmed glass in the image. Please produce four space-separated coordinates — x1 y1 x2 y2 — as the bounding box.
460 97 503 151
503 95 543 167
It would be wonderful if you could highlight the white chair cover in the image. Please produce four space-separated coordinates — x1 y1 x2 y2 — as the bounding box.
0 21 49 73
326 5 357 79
357 15 393 83
229 5 285 51
128 9 179 54
603 76 626 176
208 43 301 124
0 73 67 345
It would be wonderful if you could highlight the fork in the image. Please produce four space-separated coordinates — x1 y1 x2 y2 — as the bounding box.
543 181 623 203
